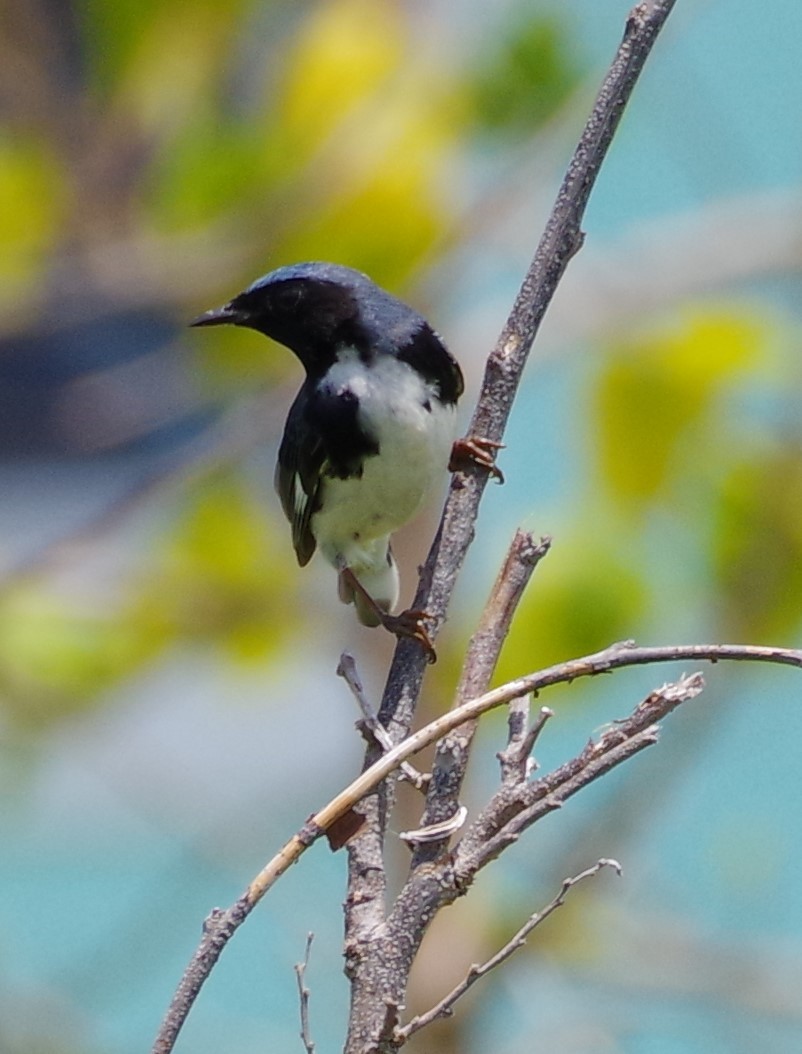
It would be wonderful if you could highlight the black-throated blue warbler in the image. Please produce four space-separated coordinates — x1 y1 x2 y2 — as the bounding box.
191 261 500 659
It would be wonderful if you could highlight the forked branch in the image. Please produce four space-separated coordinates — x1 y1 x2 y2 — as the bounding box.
152 640 801 1054
150 4 707 1052
345 12 682 1040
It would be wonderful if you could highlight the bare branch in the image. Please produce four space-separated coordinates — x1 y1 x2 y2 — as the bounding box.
151 638 801 1054
459 533 552 703
337 653 429 790
455 674 706 879
397 858 622 1040
410 531 550 866
374 0 679 742
295 933 316 1054
498 704 554 785
345 13 682 1022
382 675 703 1053
499 695 532 781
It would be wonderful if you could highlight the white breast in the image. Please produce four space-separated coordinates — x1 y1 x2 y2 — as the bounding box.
311 350 456 575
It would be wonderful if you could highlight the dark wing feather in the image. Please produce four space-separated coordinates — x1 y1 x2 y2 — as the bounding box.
274 389 325 566
395 322 463 405
274 380 379 566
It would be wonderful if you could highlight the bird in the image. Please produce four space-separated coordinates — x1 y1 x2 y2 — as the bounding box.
191 261 475 658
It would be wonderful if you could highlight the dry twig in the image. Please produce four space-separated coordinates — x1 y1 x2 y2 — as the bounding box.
397 858 622 1039
151 640 801 1054
337 653 429 790
498 703 554 785
409 532 551 867
295 933 316 1054
454 673 706 879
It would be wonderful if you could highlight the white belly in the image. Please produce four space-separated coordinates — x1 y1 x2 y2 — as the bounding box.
311 353 456 574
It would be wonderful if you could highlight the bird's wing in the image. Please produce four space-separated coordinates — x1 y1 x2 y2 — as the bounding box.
274 390 324 567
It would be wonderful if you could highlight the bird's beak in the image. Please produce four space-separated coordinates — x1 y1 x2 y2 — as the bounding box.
189 303 244 328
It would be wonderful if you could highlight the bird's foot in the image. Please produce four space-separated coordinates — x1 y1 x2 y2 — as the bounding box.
380 608 437 664
449 435 505 483
339 568 438 663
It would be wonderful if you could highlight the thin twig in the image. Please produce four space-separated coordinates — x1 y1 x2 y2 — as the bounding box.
503 695 531 766
455 533 553 704
455 673 706 878
397 858 622 1039
498 696 531 781
382 675 700 1049
150 639 802 1054
337 653 429 790
410 531 550 867
295 933 316 1054
498 704 554 785
468 727 662 872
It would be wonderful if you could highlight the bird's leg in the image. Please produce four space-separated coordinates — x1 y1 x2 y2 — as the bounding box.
339 568 437 664
449 436 505 483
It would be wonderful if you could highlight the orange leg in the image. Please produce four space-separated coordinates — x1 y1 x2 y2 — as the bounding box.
339 568 437 664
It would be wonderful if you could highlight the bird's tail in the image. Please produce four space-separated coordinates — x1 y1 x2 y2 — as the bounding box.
338 544 399 627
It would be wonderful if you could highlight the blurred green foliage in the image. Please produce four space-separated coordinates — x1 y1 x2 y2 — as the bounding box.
0 135 66 294
145 476 299 661
595 311 762 508
493 304 802 686
0 0 583 727
0 587 154 726
471 14 580 133
712 445 802 640
0 479 297 727
3 0 800 730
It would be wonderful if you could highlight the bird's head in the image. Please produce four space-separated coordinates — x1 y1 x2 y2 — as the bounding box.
190 262 374 371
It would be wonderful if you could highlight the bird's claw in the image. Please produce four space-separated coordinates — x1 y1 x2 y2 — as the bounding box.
381 608 437 664
449 436 505 483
